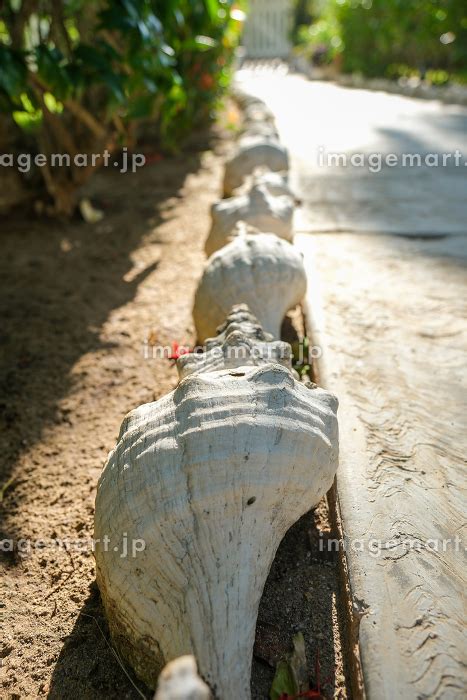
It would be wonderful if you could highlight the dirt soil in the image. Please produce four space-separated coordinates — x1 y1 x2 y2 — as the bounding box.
0 127 349 699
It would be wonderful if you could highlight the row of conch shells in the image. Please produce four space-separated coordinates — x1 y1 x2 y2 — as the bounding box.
94 89 339 700
223 135 289 197
94 364 339 697
193 232 307 342
205 182 294 256
223 93 293 198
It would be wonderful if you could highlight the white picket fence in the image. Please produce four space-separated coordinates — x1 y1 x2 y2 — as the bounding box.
242 0 292 59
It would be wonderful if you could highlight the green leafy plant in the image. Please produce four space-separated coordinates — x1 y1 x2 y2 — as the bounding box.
293 0 467 82
291 336 312 380
0 0 243 216
295 2 343 66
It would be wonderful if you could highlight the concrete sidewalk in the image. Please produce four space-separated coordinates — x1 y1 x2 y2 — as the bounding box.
237 69 467 699
237 69 467 236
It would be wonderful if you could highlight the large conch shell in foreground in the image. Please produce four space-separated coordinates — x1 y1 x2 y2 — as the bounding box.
95 364 339 697
194 233 307 342
206 183 294 256
177 304 294 379
223 136 289 197
154 656 211 700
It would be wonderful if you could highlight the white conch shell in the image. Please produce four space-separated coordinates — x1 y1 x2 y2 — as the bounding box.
223 136 289 197
240 121 279 140
232 89 264 108
206 183 294 256
194 232 307 342
241 102 278 139
234 171 296 204
243 102 276 126
250 170 295 199
154 656 211 700
233 90 269 112
94 364 339 697
231 169 295 200
177 303 294 379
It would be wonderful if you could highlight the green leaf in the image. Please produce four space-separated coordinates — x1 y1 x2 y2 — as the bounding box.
204 0 220 23
101 72 126 102
270 660 298 700
289 632 309 692
74 44 113 73
127 93 155 118
270 632 310 699
0 47 28 98
35 46 70 99
13 109 42 132
121 0 141 22
98 6 134 32
168 82 187 106
195 35 218 49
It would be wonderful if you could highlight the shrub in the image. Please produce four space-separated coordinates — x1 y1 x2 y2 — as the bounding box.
295 1 343 66
0 0 243 216
294 0 467 80
335 0 467 78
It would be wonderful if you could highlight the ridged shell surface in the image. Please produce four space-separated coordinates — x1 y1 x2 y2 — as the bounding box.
234 170 295 200
243 102 276 125
177 304 294 379
241 121 279 140
250 170 294 198
206 183 294 256
223 136 289 197
194 233 307 342
94 364 339 698
232 89 265 110
241 103 278 139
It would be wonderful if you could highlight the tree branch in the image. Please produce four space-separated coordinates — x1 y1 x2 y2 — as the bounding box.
29 72 108 141
31 83 80 158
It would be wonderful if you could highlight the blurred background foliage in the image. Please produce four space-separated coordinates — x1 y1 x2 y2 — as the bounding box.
0 0 243 215
293 0 467 84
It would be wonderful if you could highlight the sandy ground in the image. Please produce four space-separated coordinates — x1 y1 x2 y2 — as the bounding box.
0 127 349 699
